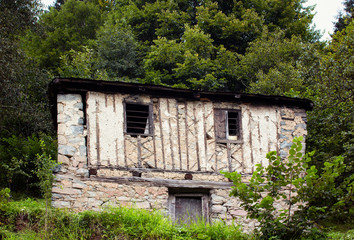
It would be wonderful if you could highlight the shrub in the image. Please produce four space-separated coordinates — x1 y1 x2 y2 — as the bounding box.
0 134 56 196
222 137 353 239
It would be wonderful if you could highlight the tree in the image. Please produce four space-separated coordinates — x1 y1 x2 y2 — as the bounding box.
96 23 142 79
22 0 104 71
57 47 109 80
23 0 317 90
143 25 237 90
307 20 354 168
0 0 52 137
239 29 322 95
334 0 354 33
223 137 353 239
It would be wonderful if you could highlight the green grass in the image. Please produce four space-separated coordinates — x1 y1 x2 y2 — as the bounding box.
0 198 248 240
1 198 353 239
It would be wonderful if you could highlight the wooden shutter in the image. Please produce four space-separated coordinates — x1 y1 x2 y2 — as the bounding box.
175 197 202 224
214 109 226 140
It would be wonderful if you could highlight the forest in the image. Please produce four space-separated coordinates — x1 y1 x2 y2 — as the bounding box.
0 0 353 239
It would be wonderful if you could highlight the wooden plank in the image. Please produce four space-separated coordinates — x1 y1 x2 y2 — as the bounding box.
176 101 183 170
168 99 179 170
193 102 201 171
184 101 190 170
158 99 166 169
186 102 198 171
94 165 228 175
137 135 142 168
204 102 215 172
151 99 157 168
227 142 232 172
88 176 234 189
152 98 163 169
214 109 226 140
86 92 93 167
175 196 202 224
95 99 101 166
115 94 125 167
160 98 172 169
195 102 206 171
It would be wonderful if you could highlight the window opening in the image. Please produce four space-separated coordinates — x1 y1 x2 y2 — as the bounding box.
227 111 240 140
125 103 150 135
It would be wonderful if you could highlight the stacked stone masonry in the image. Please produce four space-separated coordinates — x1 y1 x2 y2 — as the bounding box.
53 92 308 232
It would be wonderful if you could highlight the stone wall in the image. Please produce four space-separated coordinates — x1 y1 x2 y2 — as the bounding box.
54 94 88 207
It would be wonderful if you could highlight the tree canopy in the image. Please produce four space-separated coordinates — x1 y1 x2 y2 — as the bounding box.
22 0 318 91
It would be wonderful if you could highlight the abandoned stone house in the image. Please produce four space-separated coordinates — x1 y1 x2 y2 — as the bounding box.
49 78 312 229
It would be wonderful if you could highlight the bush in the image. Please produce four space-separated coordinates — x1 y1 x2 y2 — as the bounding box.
222 137 353 239
0 134 56 196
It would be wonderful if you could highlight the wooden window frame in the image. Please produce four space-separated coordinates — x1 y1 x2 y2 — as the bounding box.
168 191 209 223
214 108 242 143
124 102 153 137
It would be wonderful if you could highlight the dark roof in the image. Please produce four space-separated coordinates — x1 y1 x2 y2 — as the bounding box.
49 78 313 110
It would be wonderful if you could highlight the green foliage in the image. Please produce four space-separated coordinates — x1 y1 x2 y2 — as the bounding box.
96 23 141 79
301 156 354 222
0 199 247 240
0 134 57 196
22 0 104 71
0 0 53 138
57 47 109 80
33 140 58 201
241 29 321 95
334 0 354 33
222 137 352 239
19 0 317 90
143 25 237 90
0 188 10 211
306 20 354 164
327 229 354 240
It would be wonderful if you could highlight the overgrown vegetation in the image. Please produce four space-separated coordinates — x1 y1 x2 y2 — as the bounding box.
0 198 247 240
0 134 57 195
223 137 353 240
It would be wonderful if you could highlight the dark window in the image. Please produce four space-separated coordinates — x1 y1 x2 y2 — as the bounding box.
125 103 151 135
227 111 240 138
214 109 241 142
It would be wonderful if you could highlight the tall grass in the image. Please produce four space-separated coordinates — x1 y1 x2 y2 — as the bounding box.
0 198 248 240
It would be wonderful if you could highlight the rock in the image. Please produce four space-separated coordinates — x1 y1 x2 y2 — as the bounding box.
71 126 84 135
58 145 76 157
211 195 225 204
212 205 227 214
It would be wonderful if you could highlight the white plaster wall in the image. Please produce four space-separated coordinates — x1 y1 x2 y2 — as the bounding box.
85 92 307 175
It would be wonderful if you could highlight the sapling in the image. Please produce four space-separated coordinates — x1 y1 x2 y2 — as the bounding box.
33 140 59 239
222 137 320 239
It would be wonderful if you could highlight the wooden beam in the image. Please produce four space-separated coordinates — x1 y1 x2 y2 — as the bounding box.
87 176 234 189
